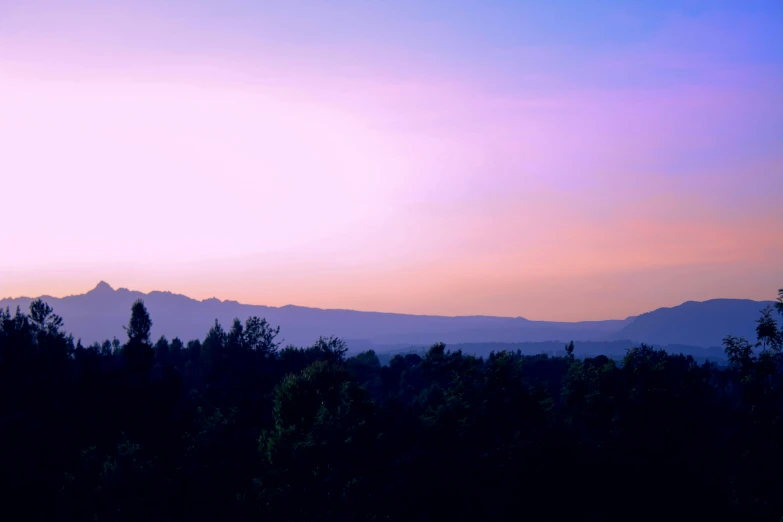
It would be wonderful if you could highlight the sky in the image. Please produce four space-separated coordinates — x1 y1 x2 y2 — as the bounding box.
1 0 782 320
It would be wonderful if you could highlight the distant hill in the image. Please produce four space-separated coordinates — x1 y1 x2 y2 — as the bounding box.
372 340 728 366
610 299 777 348
0 282 776 350
0 282 635 347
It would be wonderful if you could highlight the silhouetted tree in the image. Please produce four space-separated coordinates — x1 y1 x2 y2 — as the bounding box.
122 299 155 375
125 299 152 345
565 340 575 359
154 335 170 366
756 305 782 353
29 299 63 335
243 316 280 357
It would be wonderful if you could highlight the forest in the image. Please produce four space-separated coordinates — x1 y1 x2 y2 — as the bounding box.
1 290 783 521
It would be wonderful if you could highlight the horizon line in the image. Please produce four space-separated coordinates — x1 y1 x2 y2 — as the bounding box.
1 280 776 325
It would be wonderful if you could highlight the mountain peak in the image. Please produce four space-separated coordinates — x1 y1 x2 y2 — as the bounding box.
91 281 114 293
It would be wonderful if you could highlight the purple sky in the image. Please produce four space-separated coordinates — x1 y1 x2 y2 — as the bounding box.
1 1 781 320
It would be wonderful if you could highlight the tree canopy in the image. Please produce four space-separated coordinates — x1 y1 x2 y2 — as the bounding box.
0 289 782 521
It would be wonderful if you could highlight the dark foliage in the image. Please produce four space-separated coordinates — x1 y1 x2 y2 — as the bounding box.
1 289 783 521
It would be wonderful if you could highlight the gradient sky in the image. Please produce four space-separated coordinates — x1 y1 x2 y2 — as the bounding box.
1 0 782 320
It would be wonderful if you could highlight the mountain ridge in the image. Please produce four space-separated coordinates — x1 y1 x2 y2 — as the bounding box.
0 282 775 349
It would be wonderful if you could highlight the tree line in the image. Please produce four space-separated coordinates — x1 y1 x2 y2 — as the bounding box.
1 290 782 521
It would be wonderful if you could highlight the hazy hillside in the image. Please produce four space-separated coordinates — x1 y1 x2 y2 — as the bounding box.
0 282 635 347
610 298 777 347
0 282 774 349
372 340 727 365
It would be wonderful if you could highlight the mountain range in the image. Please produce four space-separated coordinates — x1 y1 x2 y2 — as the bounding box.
1 282 776 355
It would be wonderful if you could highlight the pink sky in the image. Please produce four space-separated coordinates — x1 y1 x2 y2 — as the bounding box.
1 1 781 320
